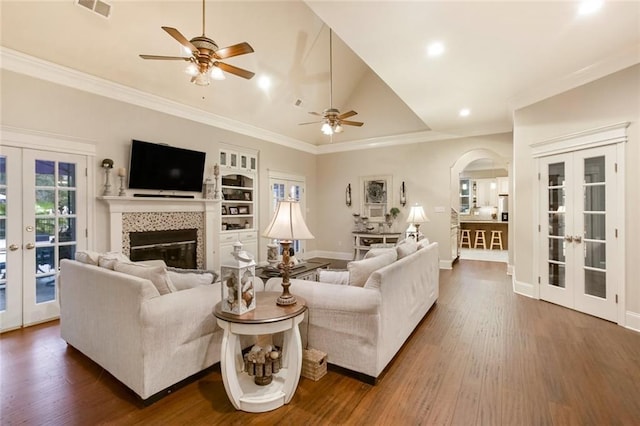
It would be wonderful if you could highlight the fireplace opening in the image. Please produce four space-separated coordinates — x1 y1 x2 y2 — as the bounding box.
129 229 197 269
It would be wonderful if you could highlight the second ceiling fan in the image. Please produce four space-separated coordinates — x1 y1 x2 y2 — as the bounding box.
300 28 363 135
139 0 254 86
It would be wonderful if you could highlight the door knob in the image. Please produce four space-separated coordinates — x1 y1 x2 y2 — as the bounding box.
564 235 573 242
573 236 582 243
9 244 19 251
25 243 35 250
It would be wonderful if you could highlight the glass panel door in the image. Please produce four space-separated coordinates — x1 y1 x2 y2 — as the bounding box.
22 150 87 327
539 145 617 322
0 147 23 331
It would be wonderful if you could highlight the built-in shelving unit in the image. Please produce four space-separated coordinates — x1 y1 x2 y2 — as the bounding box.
219 145 258 264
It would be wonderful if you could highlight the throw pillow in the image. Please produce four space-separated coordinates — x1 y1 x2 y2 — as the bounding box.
347 250 397 287
167 270 216 291
363 247 396 259
98 252 130 270
318 269 350 285
166 266 219 283
396 240 418 259
417 238 431 250
114 261 176 295
75 250 101 265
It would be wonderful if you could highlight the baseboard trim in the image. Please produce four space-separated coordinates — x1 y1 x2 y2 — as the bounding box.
507 263 514 276
625 311 640 333
513 277 536 298
440 259 453 269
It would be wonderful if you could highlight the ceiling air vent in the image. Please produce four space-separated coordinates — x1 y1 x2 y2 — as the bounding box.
76 0 112 19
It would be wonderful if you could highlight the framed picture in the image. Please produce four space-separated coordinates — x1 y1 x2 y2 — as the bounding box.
238 206 250 215
243 191 252 201
222 205 228 215
360 175 392 222
229 207 239 215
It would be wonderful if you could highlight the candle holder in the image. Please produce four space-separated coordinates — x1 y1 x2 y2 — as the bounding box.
101 159 114 196
118 175 126 196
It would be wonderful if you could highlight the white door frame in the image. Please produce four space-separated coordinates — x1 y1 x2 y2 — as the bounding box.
267 171 308 257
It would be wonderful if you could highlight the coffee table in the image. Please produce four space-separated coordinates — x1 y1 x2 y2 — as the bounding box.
255 260 331 281
214 291 307 413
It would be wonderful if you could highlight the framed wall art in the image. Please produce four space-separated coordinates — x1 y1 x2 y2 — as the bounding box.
360 175 392 222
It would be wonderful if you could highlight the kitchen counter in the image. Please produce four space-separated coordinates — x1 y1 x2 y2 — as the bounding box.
459 221 508 249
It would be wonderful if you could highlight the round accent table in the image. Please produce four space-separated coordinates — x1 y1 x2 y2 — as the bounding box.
214 291 307 413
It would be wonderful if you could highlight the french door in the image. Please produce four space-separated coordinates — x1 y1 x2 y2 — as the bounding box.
538 145 618 322
0 147 87 331
268 173 306 256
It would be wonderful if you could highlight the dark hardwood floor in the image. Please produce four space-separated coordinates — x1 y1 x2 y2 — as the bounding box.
2 260 640 425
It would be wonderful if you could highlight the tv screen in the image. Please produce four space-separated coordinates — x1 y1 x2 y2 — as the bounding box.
128 140 206 192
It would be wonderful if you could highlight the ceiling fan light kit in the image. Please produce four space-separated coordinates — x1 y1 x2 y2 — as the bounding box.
139 0 254 86
299 28 364 136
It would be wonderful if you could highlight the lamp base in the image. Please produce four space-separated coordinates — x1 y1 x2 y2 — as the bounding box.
276 241 297 306
276 293 297 306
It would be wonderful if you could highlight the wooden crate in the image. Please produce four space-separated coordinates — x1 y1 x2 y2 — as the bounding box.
301 348 327 381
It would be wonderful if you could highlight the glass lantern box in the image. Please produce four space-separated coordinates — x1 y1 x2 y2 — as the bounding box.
221 242 256 315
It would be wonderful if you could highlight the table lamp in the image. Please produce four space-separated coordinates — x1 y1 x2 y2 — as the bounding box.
262 199 315 305
406 204 429 240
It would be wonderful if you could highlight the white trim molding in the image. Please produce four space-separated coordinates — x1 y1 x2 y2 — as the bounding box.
530 122 629 158
625 311 640 333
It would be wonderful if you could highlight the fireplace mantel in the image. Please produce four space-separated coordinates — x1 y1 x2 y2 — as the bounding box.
99 196 221 269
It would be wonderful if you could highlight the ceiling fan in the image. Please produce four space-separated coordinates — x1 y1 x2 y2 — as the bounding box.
139 0 255 86
299 28 363 135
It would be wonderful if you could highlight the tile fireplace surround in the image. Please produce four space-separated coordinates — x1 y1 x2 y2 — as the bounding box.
100 197 220 270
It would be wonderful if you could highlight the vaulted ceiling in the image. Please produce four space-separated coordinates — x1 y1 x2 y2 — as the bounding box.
1 1 638 150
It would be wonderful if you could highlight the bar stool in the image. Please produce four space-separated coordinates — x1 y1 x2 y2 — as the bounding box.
490 230 504 250
474 230 487 249
460 229 472 248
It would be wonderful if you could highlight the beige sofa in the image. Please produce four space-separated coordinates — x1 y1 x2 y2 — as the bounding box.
59 258 263 402
265 240 439 382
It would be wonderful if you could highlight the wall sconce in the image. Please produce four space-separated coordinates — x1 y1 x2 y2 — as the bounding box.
345 183 352 207
400 181 406 207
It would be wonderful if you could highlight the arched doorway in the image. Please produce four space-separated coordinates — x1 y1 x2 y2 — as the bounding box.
450 149 511 270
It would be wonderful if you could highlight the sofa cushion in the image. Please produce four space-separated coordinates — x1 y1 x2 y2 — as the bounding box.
318 269 350 285
114 261 176 295
75 250 101 265
363 247 396 259
396 240 418 259
347 250 397 287
167 270 217 291
98 252 130 270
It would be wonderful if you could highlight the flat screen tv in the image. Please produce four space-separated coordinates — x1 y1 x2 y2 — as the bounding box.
128 140 206 192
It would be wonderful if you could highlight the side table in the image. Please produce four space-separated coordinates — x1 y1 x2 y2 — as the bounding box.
214 291 307 413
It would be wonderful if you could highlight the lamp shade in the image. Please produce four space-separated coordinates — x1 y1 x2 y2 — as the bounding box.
263 200 315 241
406 204 429 224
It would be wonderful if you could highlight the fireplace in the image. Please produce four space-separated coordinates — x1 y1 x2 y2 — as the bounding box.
101 197 218 271
129 229 197 269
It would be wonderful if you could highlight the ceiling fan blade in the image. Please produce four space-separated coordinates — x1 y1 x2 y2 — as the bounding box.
341 120 364 127
298 121 322 125
215 62 255 79
214 42 254 60
162 26 198 53
308 111 323 117
338 110 358 120
139 54 190 61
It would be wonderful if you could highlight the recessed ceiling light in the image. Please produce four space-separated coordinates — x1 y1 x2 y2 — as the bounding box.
578 0 603 15
427 41 445 57
258 75 271 91
459 108 471 117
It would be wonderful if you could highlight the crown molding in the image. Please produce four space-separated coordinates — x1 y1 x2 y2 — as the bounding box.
0 47 319 155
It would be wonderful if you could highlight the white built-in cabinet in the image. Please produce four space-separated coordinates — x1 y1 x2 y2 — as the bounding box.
219 146 258 264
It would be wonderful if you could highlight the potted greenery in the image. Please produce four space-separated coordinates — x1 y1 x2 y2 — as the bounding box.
385 207 401 231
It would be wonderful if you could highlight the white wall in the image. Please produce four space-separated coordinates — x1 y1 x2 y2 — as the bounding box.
316 133 513 262
1 70 317 261
512 64 640 321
